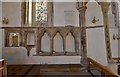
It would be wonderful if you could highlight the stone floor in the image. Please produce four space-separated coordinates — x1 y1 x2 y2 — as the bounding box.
7 64 93 77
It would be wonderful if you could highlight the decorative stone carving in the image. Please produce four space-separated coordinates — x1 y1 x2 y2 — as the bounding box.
36 27 80 56
5 29 22 47
77 3 87 65
3 27 80 56
100 2 112 61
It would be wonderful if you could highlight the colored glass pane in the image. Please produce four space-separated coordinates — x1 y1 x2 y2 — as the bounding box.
36 0 47 23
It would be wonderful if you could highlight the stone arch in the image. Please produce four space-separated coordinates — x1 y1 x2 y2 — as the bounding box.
53 32 63 52
66 31 75 52
85 0 103 26
41 32 51 52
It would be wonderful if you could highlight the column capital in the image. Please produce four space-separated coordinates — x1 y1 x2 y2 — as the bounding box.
100 2 110 14
77 6 87 13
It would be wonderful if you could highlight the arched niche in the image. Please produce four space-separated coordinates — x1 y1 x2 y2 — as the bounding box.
41 32 51 52
27 32 35 45
85 0 103 26
9 33 20 47
66 32 75 52
53 32 63 52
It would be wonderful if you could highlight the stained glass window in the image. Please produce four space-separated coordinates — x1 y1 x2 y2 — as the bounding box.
36 0 47 23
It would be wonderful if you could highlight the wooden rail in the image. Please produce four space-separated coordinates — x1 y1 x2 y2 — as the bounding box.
0 59 6 77
87 57 119 77
112 58 120 60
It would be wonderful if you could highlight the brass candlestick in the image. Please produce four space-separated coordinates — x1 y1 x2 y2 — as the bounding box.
92 16 99 24
2 17 9 24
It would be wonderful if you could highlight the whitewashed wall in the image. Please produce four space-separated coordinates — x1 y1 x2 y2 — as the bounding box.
53 2 79 26
85 1 108 66
2 2 21 27
2 1 115 65
85 1 103 26
109 29 118 58
108 3 119 59
86 28 108 66
3 47 81 65
2 2 81 64
0 1 2 59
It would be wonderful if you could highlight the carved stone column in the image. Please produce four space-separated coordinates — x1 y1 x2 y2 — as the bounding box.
74 38 77 54
46 28 57 55
36 28 41 54
118 65 120 75
63 36 66 55
47 2 54 26
77 4 87 65
24 1 29 25
50 37 54 55
73 28 80 55
22 31 27 47
100 2 111 61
